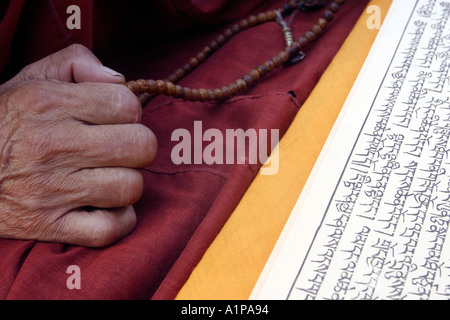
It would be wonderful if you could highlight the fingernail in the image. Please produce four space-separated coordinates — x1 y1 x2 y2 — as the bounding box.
101 65 124 78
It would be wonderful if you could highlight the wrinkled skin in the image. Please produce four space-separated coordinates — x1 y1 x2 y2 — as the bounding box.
0 44 157 247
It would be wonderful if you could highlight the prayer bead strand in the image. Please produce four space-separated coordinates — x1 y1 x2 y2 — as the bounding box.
126 0 344 101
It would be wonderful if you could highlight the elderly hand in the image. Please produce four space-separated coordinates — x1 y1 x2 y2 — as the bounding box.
0 44 157 247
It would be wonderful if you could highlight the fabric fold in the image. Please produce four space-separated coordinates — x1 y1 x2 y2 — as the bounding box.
0 0 369 299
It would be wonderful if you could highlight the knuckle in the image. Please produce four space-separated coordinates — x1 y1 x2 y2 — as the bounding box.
121 169 144 205
7 81 42 106
85 225 118 248
65 43 91 59
0 204 57 241
88 237 112 248
14 122 77 168
7 80 62 114
17 129 58 164
115 85 141 123
57 216 117 248
135 125 158 166
98 169 144 207
83 208 136 247
61 44 98 75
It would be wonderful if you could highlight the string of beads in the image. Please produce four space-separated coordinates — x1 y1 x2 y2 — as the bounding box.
125 0 344 102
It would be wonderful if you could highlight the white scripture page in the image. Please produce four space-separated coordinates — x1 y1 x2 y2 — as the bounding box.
251 0 450 300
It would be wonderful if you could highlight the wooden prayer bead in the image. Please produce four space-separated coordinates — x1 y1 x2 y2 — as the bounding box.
182 63 192 73
323 9 334 22
127 80 138 94
239 19 249 30
216 34 226 45
209 40 219 51
256 64 268 77
297 36 308 49
263 60 275 72
126 81 139 94
182 87 192 100
334 0 345 5
208 89 217 100
196 52 206 62
311 24 323 36
286 46 297 58
188 57 199 67
214 88 224 100
317 17 328 29
290 41 301 52
221 86 231 99
199 88 209 101
166 82 176 96
248 15 258 26
266 10 276 21
136 79 148 93
223 28 233 39
257 12 267 23
174 85 184 98
146 80 156 94
278 51 290 63
249 69 260 81
174 68 185 79
304 30 317 42
191 89 200 101
228 83 239 95
272 55 283 67
235 79 247 91
202 45 213 56
242 74 254 86
167 74 178 83
156 80 166 93
329 2 340 13
231 24 240 34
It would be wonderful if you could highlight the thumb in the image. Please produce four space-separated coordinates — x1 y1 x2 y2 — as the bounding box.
8 44 125 88
63 44 126 84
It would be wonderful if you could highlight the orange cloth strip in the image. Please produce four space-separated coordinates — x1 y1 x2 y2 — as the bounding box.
176 0 393 300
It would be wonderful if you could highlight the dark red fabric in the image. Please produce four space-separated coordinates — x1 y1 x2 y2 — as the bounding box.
0 0 368 299
0 0 25 75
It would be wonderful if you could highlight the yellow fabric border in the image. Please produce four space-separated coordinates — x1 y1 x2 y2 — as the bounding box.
176 0 393 300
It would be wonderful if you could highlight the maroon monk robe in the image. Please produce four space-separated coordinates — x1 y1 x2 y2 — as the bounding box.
0 0 368 299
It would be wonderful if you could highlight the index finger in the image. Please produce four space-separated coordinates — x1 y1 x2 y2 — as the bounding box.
68 82 142 125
